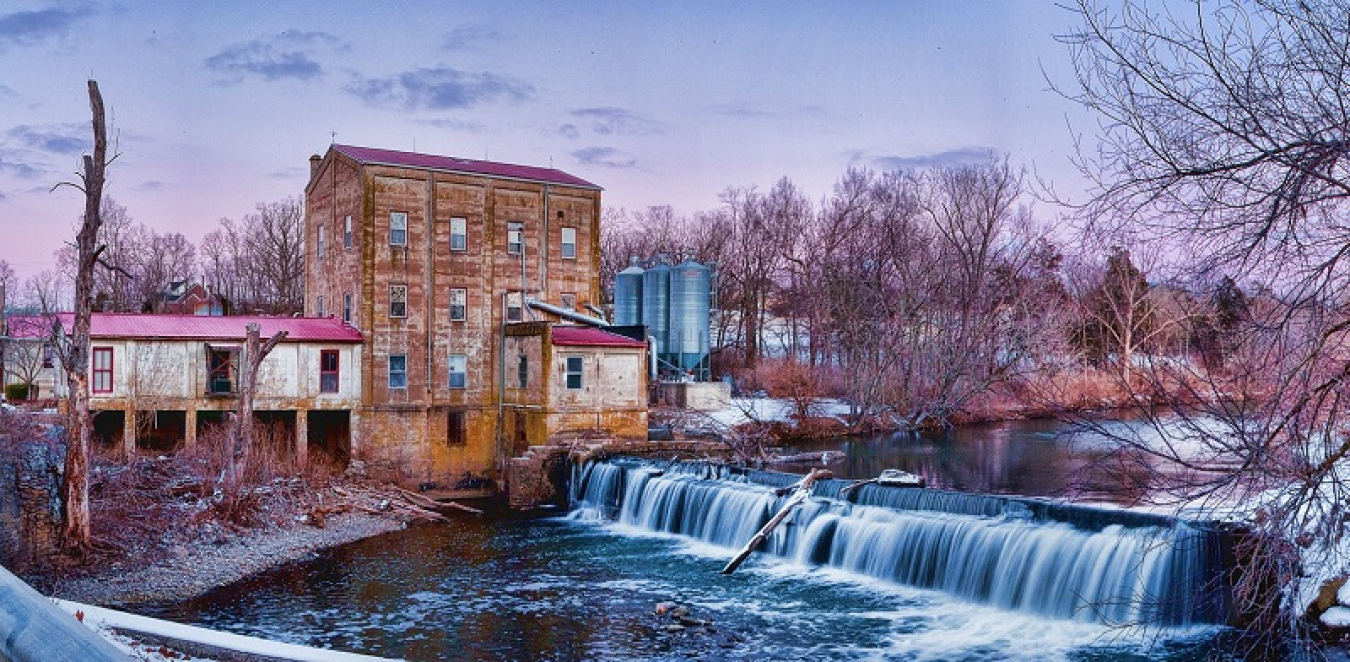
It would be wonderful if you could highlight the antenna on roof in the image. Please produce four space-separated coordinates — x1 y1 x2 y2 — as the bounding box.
330 131 336 144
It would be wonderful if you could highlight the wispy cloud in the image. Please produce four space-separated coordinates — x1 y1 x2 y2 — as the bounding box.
136 180 166 191
0 155 44 179
266 166 306 180
705 103 776 119
0 6 88 50
861 147 996 171
565 107 663 137
419 117 487 133
347 67 533 110
204 31 342 83
442 24 504 52
7 123 86 155
572 147 636 169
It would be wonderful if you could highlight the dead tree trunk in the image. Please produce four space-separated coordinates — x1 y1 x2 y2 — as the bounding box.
226 323 286 490
721 468 831 574
61 80 109 553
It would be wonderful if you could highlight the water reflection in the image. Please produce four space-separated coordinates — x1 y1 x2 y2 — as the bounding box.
780 418 1151 504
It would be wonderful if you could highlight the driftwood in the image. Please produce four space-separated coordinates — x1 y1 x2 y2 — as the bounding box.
721 468 832 574
394 486 483 516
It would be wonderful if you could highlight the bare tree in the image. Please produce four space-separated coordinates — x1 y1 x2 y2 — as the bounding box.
1060 0 1350 643
243 198 305 314
225 324 286 494
53 80 113 552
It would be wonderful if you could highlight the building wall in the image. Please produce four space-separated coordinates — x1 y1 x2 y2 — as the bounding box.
306 148 608 486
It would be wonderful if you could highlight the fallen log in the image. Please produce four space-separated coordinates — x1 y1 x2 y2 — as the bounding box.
721 468 831 575
395 486 483 516
839 468 925 496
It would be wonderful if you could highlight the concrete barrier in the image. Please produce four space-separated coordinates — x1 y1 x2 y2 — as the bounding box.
0 565 129 661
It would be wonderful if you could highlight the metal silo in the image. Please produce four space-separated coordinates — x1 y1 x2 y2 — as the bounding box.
642 257 671 365
668 258 711 380
613 258 644 326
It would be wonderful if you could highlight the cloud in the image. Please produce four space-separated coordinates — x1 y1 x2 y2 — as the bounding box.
566 107 663 137
572 147 636 169
0 155 43 179
136 180 166 191
557 124 579 139
266 166 306 180
204 31 341 83
442 25 504 52
863 147 996 171
0 6 87 49
419 117 487 133
348 67 533 110
7 124 86 155
705 103 775 119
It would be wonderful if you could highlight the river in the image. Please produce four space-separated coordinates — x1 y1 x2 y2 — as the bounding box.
147 419 1234 661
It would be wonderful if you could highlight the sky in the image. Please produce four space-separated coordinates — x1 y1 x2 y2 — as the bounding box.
0 2 1092 284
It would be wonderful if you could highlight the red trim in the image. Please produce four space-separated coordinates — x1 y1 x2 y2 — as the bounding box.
91 347 113 394
320 349 339 393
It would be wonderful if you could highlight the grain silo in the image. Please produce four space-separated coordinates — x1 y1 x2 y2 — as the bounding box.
667 258 711 380
613 258 644 327
642 257 671 361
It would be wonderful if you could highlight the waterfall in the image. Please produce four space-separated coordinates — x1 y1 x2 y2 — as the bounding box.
570 459 1229 627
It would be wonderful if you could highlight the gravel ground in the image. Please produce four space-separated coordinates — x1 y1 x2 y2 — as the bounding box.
50 512 406 608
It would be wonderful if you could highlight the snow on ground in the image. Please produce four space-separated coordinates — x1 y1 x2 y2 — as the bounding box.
700 397 853 429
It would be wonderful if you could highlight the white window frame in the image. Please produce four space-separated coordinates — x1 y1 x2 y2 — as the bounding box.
344 215 352 249
565 355 584 390
317 295 325 318
390 211 408 246
388 354 407 389
507 222 523 255
317 225 325 259
505 291 523 323
450 217 467 252
448 354 467 389
560 226 577 259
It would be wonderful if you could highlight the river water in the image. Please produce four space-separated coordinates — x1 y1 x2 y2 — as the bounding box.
148 419 1233 661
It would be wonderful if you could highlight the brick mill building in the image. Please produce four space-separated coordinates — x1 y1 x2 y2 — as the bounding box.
305 144 648 489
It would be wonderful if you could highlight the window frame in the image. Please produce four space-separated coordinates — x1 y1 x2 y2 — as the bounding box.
507 222 523 255
317 295 325 318
389 284 407 318
207 346 238 395
91 346 113 394
450 217 468 252
517 355 528 389
565 355 584 390
344 215 352 249
449 287 467 322
343 292 352 323
317 225 325 259
448 353 467 389
388 354 407 389
390 211 408 246
505 291 523 323
560 293 577 311
560 226 577 259
319 349 339 393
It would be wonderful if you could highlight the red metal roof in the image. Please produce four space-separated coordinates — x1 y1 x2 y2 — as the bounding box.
332 144 601 190
551 326 647 348
8 313 362 343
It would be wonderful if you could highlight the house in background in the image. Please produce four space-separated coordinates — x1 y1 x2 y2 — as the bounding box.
145 280 226 316
1 315 62 401
305 144 648 489
6 313 362 464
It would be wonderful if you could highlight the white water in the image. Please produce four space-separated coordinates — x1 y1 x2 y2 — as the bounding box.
571 460 1227 628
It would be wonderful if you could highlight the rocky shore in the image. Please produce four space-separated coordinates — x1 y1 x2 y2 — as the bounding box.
49 511 407 608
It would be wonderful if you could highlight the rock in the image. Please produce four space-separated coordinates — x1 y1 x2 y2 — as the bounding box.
664 624 686 632
655 601 678 615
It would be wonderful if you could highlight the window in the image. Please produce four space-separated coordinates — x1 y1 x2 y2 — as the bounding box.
317 225 325 259
207 347 238 394
447 410 466 445
517 355 528 388
320 349 339 393
449 354 467 389
389 284 407 318
390 212 408 246
343 292 352 323
92 347 113 394
565 356 584 390
449 288 467 321
561 226 577 259
450 217 467 252
507 222 523 255
41 344 54 369
561 293 577 311
317 296 325 318
388 354 407 389
344 215 352 249
506 291 523 322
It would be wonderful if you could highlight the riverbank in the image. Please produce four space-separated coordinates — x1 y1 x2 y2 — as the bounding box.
47 510 407 608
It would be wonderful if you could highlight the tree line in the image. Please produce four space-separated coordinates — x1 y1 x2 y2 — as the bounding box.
3 196 305 316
